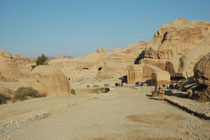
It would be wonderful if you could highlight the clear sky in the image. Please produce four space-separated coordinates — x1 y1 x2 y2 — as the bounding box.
0 0 210 57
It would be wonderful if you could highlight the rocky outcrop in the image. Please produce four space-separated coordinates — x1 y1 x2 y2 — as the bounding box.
151 71 170 86
145 18 210 59
49 41 148 81
193 53 210 102
166 39 210 78
194 53 210 87
13 54 27 60
97 41 148 79
23 66 71 96
142 19 210 79
96 48 109 53
0 49 22 79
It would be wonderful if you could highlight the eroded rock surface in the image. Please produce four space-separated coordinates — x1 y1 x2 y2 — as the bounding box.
27 66 71 96
144 19 210 78
151 70 171 86
0 49 22 79
189 53 210 102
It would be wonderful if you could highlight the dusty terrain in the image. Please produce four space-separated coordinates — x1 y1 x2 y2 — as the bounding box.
0 87 209 140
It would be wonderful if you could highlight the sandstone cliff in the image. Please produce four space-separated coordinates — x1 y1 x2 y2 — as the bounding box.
21 65 71 96
49 40 148 81
128 19 210 83
0 49 22 79
145 18 210 59
193 53 210 101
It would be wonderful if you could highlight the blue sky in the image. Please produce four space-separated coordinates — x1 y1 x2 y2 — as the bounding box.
0 0 210 57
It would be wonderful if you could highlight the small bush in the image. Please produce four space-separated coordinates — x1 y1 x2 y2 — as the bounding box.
93 85 100 88
31 53 48 70
16 87 40 98
14 87 46 101
14 93 28 101
0 94 11 104
71 89 76 95
104 84 109 87
31 65 36 70
36 53 48 65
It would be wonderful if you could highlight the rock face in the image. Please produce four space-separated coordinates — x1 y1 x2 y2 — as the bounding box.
97 40 148 79
127 65 143 84
127 64 163 84
96 48 109 53
23 66 71 96
194 53 210 88
151 71 170 86
145 18 210 59
166 39 210 78
13 54 27 60
0 49 22 79
144 18 210 78
193 53 210 101
49 40 149 81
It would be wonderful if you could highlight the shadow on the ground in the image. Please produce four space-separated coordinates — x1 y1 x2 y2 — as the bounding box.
146 90 189 100
165 90 188 99
146 94 159 101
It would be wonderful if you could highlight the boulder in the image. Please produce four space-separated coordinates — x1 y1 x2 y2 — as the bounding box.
23 65 71 96
151 70 171 86
194 52 210 87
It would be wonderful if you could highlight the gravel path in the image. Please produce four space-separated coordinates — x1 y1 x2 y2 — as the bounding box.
0 87 209 140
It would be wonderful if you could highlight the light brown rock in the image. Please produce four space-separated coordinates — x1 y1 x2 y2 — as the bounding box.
151 70 171 86
142 19 210 79
23 65 71 96
96 48 109 53
13 54 27 60
0 49 22 79
127 65 143 84
194 52 210 87
49 41 148 81
127 64 162 83
145 18 210 59
166 39 210 78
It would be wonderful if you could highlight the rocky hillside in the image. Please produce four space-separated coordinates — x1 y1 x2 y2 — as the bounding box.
128 19 210 84
49 40 148 81
144 18 210 78
0 49 70 97
1 18 209 96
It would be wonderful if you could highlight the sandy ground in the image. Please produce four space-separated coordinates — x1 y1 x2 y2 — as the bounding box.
0 87 209 140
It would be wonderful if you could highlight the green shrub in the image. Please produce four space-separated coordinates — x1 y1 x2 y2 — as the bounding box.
16 87 40 98
31 53 48 70
14 93 28 101
14 87 46 101
36 53 48 65
104 84 109 87
31 65 36 70
71 89 76 95
0 94 11 104
93 85 100 88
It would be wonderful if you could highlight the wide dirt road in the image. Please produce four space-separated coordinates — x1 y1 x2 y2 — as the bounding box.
0 87 209 140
